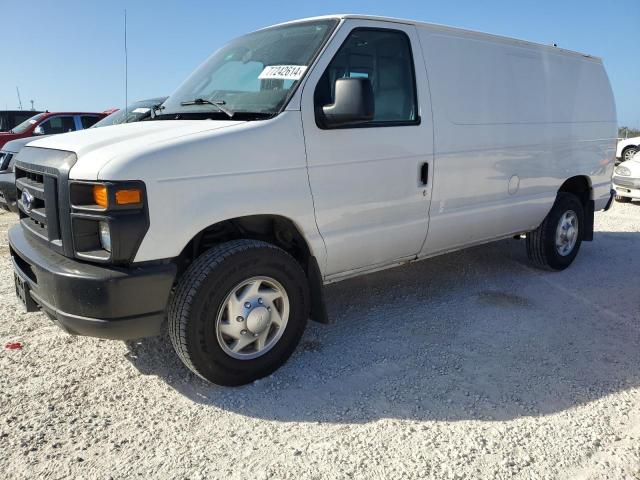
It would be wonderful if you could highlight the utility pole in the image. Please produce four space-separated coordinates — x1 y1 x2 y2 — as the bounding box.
124 9 128 122
30 100 35 111
16 87 23 110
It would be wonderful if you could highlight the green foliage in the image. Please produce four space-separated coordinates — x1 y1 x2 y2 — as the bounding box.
619 126 640 138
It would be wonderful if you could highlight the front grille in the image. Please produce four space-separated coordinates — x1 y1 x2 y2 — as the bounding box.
13 148 77 258
15 163 63 253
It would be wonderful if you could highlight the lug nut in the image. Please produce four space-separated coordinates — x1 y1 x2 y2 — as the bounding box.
236 316 244 323
253 333 259 337
244 302 251 309
267 307 271 312
258 298 263 304
241 329 248 335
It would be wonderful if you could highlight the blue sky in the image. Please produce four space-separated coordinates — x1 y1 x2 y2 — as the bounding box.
2 0 639 126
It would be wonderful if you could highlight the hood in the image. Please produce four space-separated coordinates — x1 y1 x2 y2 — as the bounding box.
26 119 244 179
2 135 52 153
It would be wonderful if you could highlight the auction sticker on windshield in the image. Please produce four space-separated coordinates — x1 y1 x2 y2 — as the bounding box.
258 65 308 81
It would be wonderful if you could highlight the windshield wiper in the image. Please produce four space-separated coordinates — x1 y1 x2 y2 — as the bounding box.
180 98 234 119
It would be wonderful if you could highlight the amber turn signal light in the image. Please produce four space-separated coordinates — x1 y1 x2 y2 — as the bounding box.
92 185 142 207
115 189 142 205
92 185 108 207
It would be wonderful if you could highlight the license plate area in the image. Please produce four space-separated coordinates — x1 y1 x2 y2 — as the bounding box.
14 270 38 312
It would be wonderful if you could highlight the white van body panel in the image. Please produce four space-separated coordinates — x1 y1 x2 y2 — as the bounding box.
104 112 326 264
414 24 617 256
28 14 616 281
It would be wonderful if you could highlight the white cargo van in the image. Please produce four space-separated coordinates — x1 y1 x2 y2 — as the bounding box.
9 15 617 385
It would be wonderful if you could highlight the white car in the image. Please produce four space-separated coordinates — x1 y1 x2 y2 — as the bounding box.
613 151 640 202
616 136 640 163
8 15 617 386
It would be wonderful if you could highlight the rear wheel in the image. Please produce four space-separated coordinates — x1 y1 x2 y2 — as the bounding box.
168 239 310 386
526 192 584 271
615 194 631 203
622 146 638 163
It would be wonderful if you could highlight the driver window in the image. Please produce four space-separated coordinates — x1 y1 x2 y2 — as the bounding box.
315 28 418 125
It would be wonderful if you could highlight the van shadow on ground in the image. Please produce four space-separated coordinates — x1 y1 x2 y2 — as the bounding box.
125 230 640 423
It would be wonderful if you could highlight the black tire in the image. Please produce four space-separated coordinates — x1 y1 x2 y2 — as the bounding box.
526 192 584 271
622 146 638 163
615 195 631 203
168 239 310 386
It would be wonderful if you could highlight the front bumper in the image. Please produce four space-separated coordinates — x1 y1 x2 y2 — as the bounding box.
9 226 177 340
613 176 640 199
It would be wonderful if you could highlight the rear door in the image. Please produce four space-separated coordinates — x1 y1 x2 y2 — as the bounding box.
301 20 434 277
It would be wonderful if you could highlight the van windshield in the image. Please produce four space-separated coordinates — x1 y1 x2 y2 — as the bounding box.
159 20 337 119
9 113 46 134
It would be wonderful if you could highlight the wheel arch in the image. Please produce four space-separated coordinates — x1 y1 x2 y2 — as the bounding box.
176 214 329 324
559 175 592 203
558 175 594 241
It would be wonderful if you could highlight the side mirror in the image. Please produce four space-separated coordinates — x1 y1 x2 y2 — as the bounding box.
33 125 44 135
322 77 374 128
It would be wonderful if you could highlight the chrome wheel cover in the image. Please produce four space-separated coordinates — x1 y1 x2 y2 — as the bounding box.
624 148 637 162
215 276 289 360
555 210 578 256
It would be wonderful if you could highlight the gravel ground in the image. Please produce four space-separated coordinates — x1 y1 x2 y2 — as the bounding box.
0 202 639 480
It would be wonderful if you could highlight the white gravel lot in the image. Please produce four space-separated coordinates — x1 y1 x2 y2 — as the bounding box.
0 202 639 480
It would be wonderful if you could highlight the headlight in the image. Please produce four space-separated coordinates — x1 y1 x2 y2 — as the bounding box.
69 180 148 264
98 221 111 252
615 166 631 176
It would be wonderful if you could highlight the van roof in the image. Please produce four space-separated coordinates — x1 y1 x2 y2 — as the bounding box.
271 14 602 62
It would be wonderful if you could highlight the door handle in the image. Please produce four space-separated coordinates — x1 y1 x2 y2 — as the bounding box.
420 163 429 186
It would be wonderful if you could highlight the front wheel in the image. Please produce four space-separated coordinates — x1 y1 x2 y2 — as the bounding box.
526 192 584 271
168 239 310 386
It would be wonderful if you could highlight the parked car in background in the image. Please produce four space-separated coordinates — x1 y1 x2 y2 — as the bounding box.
613 151 640 202
0 99 166 212
616 136 640 164
0 137 33 171
0 111 107 149
0 136 50 212
0 110 43 132
7 15 617 386
92 97 167 128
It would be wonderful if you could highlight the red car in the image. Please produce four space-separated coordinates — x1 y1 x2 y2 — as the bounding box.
0 111 107 149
